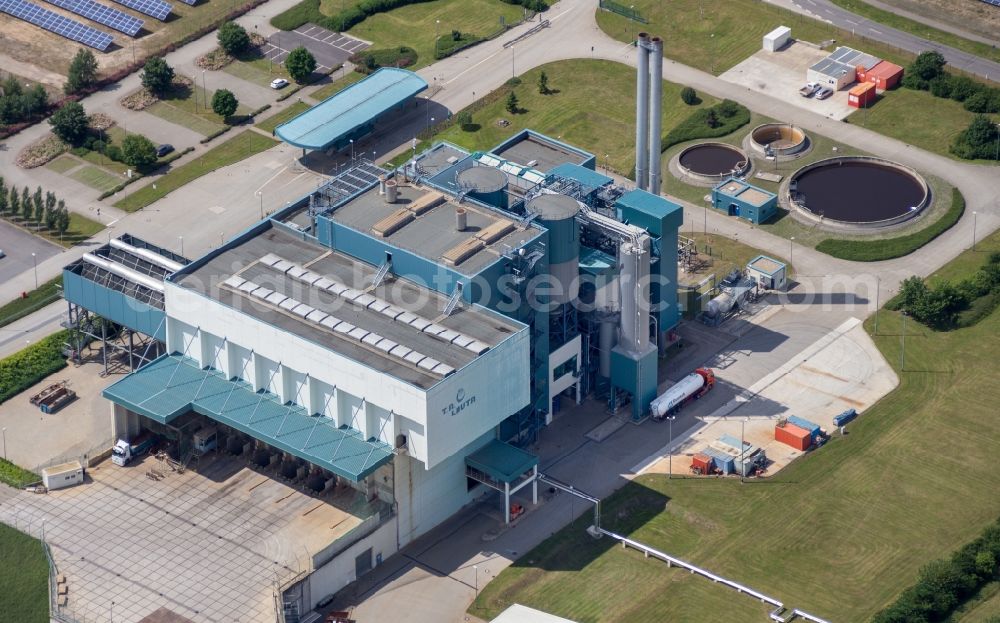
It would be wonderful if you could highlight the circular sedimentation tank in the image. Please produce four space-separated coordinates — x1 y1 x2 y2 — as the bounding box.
677 142 750 183
749 123 808 157
787 157 929 227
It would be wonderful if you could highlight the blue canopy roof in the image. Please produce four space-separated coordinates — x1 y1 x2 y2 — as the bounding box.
465 439 537 484
103 354 392 481
275 68 428 150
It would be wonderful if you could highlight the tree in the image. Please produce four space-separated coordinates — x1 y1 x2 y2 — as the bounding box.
49 101 89 144
285 47 316 83
211 89 239 119
1 76 22 98
217 21 250 56
121 134 158 168
32 186 44 226
9 186 19 219
141 56 174 96
948 76 979 102
56 205 70 240
0 179 7 215
717 99 741 117
65 48 99 95
537 71 550 95
505 91 519 114
705 109 720 128
0 96 22 125
964 90 1000 114
910 51 947 81
680 86 698 105
451 29 462 41
44 191 58 229
21 187 31 221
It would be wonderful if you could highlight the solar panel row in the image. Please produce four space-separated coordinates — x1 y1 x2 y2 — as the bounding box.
981 0 1000 7
45 0 143 36
109 0 169 20
0 0 113 50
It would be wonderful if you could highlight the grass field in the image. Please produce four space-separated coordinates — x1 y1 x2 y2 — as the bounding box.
146 79 251 137
956 582 1000 622
113 131 279 212
678 233 791 288
472 231 1000 622
1 213 104 248
343 0 525 70
431 60 718 175
596 0 915 75
68 165 123 192
223 53 294 90
309 70 364 102
828 0 1000 66
43 155 78 174
845 88 1000 160
0 276 62 328
0 522 49 623
255 101 310 134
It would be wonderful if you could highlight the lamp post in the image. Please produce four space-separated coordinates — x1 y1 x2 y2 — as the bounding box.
350 139 355 162
511 45 515 79
900 311 907 372
257 191 264 219
740 418 748 484
667 415 676 479
435 19 440 40
972 211 978 251
874 276 880 335
31 252 37 288
178 236 184 257
202 70 207 110
629 6 635 42
2 427 6 460
473 564 479 597
110 601 114 623
789 236 794 273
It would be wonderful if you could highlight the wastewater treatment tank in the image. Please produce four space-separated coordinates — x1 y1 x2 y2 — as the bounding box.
678 142 751 183
749 123 808 157
788 157 929 227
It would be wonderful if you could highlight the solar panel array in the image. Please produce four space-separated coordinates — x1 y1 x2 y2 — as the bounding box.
0 0 114 50
45 0 143 36
109 0 169 20
982 0 1000 7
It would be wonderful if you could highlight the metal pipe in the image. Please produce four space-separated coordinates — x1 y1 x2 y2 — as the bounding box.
109 238 185 273
82 253 166 293
635 33 651 191
648 37 664 195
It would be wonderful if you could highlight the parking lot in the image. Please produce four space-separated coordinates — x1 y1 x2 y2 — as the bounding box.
720 41 856 121
0 220 61 287
0 453 367 622
263 25 370 72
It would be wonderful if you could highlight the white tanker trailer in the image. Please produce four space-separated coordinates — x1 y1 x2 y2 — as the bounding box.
650 368 716 421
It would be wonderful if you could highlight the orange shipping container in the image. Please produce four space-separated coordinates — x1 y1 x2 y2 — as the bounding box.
861 60 904 90
848 82 876 108
691 453 712 474
775 422 812 451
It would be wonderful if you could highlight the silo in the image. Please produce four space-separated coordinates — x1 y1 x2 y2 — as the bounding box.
618 236 651 353
598 311 619 379
456 166 508 210
528 193 581 305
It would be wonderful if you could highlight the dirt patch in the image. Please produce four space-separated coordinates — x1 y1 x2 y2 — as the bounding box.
873 0 1000 44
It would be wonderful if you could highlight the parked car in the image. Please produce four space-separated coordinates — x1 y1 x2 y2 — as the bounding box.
799 82 819 97
0 249 5 259
270 78 289 90
815 87 834 100
156 144 174 157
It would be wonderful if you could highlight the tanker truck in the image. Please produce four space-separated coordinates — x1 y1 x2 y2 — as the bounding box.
650 368 715 421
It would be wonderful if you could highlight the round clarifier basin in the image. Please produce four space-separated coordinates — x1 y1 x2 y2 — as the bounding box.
787 157 929 228
749 123 808 157
677 142 750 184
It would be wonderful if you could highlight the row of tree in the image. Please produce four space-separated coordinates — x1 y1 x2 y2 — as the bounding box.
872 516 1000 623
895 252 1000 329
903 51 1000 114
0 76 49 127
0 177 72 238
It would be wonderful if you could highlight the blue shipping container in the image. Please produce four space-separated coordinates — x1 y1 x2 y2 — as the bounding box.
833 409 857 426
702 447 735 474
787 416 822 438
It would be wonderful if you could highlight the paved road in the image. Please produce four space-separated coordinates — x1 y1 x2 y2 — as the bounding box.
861 0 1000 47
0 220 60 286
766 0 1000 81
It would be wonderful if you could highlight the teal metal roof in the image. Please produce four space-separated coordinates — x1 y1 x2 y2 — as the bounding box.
616 189 683 219
548 163 613 190
275 68 428 150
103 355 392 481
465 439 537 484
579 246 615 276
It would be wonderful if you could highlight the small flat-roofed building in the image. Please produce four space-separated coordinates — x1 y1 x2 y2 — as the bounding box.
711 177 777 224
747 254 787 290
807 56 856 90
490 129 595 172
858 60 904 90
763 25 791 52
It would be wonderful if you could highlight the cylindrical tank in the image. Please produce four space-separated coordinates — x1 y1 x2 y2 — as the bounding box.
455 207 467 231
598 311 618 378
706 292 736 318
650 372 706 417
385 180 398 203
618 236 651 353
635 32 651 191
456 166 508 209
528 193 581 305
647 36 664 195
378 174 387 195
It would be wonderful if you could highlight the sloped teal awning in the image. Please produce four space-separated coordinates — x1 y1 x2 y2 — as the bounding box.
103 354 392 481
465 439 538 484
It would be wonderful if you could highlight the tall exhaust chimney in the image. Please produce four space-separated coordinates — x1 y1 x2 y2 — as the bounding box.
648 36 664 195
635 33 651 191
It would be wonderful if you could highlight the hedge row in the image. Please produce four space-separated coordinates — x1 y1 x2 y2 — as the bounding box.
816 188 965 261
0 330 70 405
872 516 1000 623
350 47 419 73
272 0 546 33
434 33 485 60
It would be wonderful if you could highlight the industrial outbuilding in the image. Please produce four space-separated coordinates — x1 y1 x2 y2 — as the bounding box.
763 25 791 52
848 82 877 108
807 56 856 90
711 178 778 224
747 255 787 290
857 60 904 90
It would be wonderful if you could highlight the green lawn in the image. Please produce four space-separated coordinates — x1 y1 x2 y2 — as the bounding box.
145 79 252 137
0 522 49 623
677 232 791 288
1 213 103 248
0 276 62 329
472 232 1000 622
44 155 78 174
223 54 293 89
845 87 1000 160
309 70 364 102
344 0 525 70
828 0 1000 67
432 60 718 175
255 101 310 134
113 131 280 212
596 0 915 75
69 165 124 192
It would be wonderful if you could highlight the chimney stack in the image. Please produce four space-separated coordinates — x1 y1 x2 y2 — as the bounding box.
648 36 664 195
635 33 651 191
455 207 467 231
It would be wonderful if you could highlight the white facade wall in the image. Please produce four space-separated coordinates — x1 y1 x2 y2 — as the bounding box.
305 517 398 606
807 67 854 90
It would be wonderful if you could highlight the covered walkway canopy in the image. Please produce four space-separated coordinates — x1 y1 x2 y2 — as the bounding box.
466 439 539 524
275 67 428 151
103 354 392 481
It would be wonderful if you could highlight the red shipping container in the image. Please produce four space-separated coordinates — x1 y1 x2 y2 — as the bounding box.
859 60 904 90
691 453 712 474
775 422 812 451
848 82 876 108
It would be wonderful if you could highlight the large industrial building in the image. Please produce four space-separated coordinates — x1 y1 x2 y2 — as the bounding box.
61 68 684 615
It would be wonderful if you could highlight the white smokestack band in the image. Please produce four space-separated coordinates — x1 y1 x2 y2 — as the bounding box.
635 33 651 192
648 36 664 196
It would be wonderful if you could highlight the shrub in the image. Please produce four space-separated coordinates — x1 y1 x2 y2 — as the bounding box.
948 75 980 102
217 21 250 55
901 73 928 91
48 101 89 145
211 88 239 119
680 86 698 105
350 47 418 73
963 90 1000 113
105 144 124 162
65 48 98 95
141 57 174 96
928 75 952 98
950 114 1000 160
456 110 473 131
909 50 947 81
121 134 158 168
0 330 69 404
286 47 317 83
434 33 484 60
661 100 750 151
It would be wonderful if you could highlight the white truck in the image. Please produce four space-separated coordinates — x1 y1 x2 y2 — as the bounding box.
111 432 158 466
